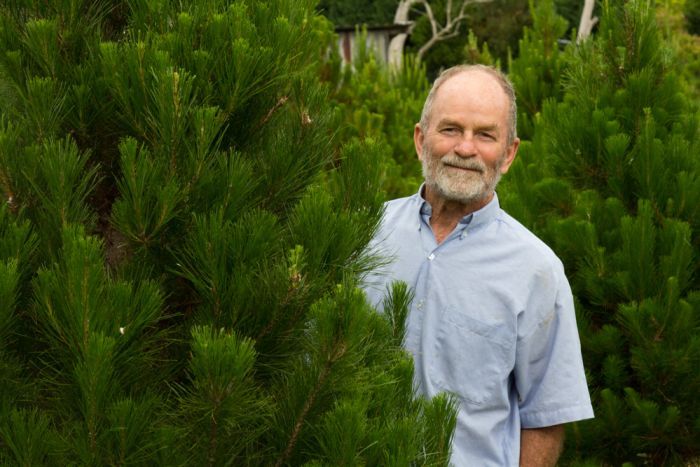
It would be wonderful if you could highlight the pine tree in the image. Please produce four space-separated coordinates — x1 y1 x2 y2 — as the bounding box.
462 29 499 68
0 1 455 465
501 0 700 463
508 0 569 140
329 33 429 198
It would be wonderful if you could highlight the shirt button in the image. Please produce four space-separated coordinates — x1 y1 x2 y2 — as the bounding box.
416 300 425 310
428 253 435 261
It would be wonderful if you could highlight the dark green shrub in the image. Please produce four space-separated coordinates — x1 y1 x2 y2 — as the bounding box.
0 1 455 465
685 0 700 34
502 0 700 463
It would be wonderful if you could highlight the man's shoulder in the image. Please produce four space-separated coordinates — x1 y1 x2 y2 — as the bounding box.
493 208 564 272
379 194 421 226
383 194 420 212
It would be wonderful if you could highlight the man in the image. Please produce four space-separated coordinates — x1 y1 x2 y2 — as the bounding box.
363 65 594 466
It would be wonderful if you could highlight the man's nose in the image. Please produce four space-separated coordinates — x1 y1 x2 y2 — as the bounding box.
453 135 477 157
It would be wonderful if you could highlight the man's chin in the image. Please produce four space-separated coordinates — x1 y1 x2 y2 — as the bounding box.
433 184 489 205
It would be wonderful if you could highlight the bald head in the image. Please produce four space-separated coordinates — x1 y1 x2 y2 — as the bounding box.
419 65 518 145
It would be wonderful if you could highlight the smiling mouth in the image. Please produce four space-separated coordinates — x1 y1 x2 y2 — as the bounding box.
444 163 483 173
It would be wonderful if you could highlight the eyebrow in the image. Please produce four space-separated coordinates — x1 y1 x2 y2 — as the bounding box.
474 125 501 135
435 119 500 134
435 118 462 128
476 124 500 134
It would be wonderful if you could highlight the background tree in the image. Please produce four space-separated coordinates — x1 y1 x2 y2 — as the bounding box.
576 0 599 41
408 0 531 77
463 0 532 65
328 33 429 199
684 0 700 34
322 0 700 461
508 0 569 139
316 0 397 26
553 0 597 35
657 0 700 101
389 0 500 68
461 29 500 66
500 0 700 463
0 0 456 464
316 0 533 77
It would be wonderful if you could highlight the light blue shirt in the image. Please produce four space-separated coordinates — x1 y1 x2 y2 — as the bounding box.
363 190 594 466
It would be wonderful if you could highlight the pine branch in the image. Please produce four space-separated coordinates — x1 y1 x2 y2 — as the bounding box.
275 341 347 467
256 262 306 342
255 95 289 132
208 403 219 467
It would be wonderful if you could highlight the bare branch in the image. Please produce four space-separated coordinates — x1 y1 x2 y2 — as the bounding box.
442 25 463 41
577 0 598 42
393 0 421 23
417 36 438 60
419 0 440 38
446 0 454 25
392 0 495 66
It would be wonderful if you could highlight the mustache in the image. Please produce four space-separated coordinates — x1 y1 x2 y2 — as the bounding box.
439 156 486 173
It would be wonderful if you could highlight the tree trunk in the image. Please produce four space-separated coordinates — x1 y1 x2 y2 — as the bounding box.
389 0 419 69
577 0 598 41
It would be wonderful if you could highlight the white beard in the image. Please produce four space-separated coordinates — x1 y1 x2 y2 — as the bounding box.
421 148 504 205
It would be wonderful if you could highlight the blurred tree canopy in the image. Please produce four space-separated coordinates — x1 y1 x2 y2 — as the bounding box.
0 0 458 464
317 0 602 79
408 0 531 76
316 0 398 26
317 0 532 77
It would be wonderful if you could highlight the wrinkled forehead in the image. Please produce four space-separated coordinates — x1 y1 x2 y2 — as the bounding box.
430 71 510 123
437 70 509 104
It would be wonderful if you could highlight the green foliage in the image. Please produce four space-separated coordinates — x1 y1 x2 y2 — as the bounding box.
266 282 456 466
0 0 455 464
25 225 166 464
0 408 60 466
501 0 700 463
685 0 700 33
508 0 569 139
329 33 428 198
0 259 19 347
552 0 589 33
657 0 700 100
466 0 533 65
173 325 266 464
552 0 577 26
462 29 499 67
320 0 531 76
317 0 397 26
420 392 458 466
383 281 415 346
0 204 37 410
23 137 99 254
408 0 531 77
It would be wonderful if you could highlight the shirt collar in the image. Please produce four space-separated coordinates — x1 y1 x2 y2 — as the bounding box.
416 183 500 230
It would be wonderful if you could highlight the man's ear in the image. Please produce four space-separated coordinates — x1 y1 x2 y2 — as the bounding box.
499 137 520 174
414 123 424 161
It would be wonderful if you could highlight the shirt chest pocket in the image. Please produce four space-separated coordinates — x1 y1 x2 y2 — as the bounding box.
430 308 515 406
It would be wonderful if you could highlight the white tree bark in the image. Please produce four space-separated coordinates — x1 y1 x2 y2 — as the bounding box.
577 0 598 42
388 0 419 69
388 0 494 69
415 0 493 61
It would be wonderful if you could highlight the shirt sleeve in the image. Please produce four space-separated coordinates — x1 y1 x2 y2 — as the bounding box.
514 266 595 428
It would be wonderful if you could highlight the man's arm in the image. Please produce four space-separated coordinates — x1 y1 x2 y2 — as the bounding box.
520 425 565 467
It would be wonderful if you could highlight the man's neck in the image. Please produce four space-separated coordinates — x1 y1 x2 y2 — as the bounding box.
424 187 493 244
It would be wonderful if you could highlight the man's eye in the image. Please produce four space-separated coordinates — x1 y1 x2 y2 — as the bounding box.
479 132 496 140
440 127 459 134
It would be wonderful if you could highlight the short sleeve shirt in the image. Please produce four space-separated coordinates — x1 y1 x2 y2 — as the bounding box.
363 190 594 466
